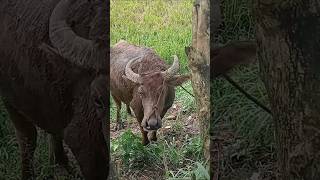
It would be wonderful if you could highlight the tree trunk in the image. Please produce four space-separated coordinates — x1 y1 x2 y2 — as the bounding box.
186 0 210 171
254 1 320 179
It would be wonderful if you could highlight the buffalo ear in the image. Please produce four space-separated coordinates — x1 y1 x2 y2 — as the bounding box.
166 74 190 86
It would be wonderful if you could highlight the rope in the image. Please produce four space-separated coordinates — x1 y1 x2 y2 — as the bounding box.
222 74 272 114
179 85 195 97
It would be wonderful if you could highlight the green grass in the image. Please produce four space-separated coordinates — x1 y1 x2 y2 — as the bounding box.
0 103 20 179
111 0 193 73
111 129 207 179
217 0 255 43
0 101 65 179
211 64 274 146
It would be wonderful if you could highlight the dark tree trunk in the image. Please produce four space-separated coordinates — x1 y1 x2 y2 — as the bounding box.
186 0 210 171
254 1 320 179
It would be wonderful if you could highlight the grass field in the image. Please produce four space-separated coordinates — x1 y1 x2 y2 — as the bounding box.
110 0 208 180
110 0 192 73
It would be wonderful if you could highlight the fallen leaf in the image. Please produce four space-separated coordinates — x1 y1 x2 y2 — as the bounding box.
166 115 176 120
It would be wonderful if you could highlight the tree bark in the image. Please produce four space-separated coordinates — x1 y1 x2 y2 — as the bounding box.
186 0 210 172
254 1 320 179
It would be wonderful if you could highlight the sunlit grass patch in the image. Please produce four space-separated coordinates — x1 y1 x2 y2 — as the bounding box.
111 0 193 73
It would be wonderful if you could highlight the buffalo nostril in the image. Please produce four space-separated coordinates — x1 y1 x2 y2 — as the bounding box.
141 122 151 131
141 121 147 128
148 121 159 130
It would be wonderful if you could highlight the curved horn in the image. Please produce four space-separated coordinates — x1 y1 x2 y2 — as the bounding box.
125 56 143 83
49 0 96 68
162 55 180 79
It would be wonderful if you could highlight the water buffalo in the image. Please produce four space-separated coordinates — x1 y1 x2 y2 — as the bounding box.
0 0 109 179
110 40 190 145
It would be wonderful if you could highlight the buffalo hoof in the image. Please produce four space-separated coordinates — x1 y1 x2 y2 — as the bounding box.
128 112 135 118
54 164 72 179
54 161 82 179
127 107 135 118
147 131 157 142
142 139 150 146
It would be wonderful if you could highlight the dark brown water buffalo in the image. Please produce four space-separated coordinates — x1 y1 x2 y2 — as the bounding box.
110 40 190 145
0 0 109 179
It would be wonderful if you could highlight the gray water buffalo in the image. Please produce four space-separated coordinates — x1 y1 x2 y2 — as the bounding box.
0 0 109 179
111 40 190 145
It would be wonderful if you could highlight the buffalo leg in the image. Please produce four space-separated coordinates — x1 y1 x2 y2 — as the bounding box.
139 126 149 145
130 101 148 145
126 104 134 117
147 131 157 142
5 104 37 180
112 95 124 130
64 120 109 180
49 135 71 175
134 110 149 145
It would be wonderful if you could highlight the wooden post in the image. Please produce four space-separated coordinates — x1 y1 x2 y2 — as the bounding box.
186 0 210 172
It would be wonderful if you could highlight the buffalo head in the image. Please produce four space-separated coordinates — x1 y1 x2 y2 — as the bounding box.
49 0 108 132
48 0 109 179
124 55 189 132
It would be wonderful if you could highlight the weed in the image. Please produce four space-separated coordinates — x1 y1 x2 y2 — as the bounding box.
112 129 204 179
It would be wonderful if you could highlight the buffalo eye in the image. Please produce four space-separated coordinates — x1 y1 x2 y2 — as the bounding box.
138 87 144 97
94 98 104 109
